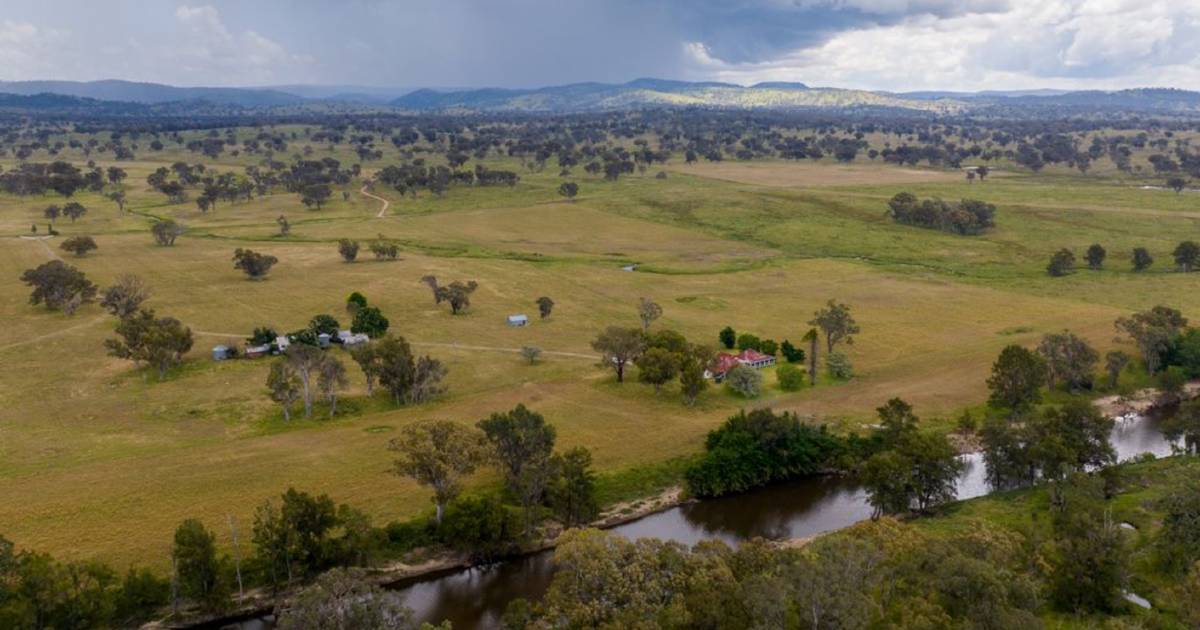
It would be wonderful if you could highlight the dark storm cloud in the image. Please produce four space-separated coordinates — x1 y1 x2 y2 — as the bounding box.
658 0 1010 64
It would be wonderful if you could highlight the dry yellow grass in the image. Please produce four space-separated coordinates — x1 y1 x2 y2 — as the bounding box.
0 151 1191 568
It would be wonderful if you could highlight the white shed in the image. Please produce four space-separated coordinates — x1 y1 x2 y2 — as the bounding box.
507 314 529 327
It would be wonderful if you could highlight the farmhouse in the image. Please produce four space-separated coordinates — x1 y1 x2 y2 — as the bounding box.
706 349 777 382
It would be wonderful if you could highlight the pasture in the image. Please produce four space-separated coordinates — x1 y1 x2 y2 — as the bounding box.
1 142 1196 567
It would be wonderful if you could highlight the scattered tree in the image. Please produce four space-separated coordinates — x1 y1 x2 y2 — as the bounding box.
1132 247 1154 272
337 239 359 262
1085 243 1106 270
809 300 859 354
232 248 278 280
536 296 554 319
61 201 87 222
1173 240 1200 272
478 404 557 535
1115 305 1188 375
300 183 333 210
389 419 486 524
151 219 185 246
59 235 97 257
1047 248 1075 276
105 309 194 379
1103 350 1130 389
637 298 663 332
557 181 578 201
267 360 303 422
591 326 645 383
1037 331 1098 392
635 347 679 393
317 356 348 417
20 260 97 314
520 346 542 364
987 345 1048 418
100 274 150 319
546 447 599 527
436 280 478 314
172 519 228 612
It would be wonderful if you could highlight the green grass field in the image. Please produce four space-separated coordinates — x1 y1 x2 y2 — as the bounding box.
2 141 1198 568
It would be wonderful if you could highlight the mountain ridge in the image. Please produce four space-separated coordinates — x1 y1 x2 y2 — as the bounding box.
2 78 1200 115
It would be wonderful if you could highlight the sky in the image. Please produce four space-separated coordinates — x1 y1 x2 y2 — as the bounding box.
1 0 1198 92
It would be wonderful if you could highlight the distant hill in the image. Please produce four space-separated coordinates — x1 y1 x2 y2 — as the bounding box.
392 79 964 114
0 80 304 107
2 78 1200 117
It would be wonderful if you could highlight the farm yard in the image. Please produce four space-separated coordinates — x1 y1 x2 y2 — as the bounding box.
4 125 1199 576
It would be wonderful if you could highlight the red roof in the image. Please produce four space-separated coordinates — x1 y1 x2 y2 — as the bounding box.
710 352 741 374
737 349 773 363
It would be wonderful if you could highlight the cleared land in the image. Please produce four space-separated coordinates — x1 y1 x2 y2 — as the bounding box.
665 159 966 187
1 146 1195 568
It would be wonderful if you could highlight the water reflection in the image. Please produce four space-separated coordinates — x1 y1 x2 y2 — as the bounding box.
232 411 1179 630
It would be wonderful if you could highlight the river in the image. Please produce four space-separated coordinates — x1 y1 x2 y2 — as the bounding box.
233 409 1178 629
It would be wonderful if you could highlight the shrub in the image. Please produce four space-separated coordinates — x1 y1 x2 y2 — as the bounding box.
780 339 806 363
434 495 521 561
718 326 736 349
735 333 761 352
725 365 763 398
685 408 842 497
759 339 778 356
886 192 995 235
827 352 853 379
1046 248 1075 277
346 291 368 315
777 364 805 391
247 326 277 346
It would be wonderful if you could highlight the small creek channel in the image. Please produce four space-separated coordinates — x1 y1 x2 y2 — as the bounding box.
233 409 1178 629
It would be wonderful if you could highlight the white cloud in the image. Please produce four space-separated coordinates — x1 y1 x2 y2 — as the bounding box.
170 5 307 81
0 20 70 79
685 0 1200 91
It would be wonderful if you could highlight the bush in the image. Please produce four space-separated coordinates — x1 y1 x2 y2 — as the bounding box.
725 365 763 398
735 333 761 352
777 364 805 391
759 339 778 356
434 495 521 561
384 519 432 554
827 352 854 379
247 326 278 346
780 339 805 363
346 292 368 314
685 408 842 497
718 326 736 349
886 192 995 235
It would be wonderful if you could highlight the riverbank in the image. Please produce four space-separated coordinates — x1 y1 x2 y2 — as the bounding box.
164 384 1197 628
161 484 690 628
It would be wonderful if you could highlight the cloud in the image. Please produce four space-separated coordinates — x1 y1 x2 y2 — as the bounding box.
170 5 307 81
683 0 1200 91
657 0 1009 64
0 20 70 79
0 0 1198 91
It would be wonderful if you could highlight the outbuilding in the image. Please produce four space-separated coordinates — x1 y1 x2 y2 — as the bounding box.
244 344 271 358
507 314 530 327
212 345 230 361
